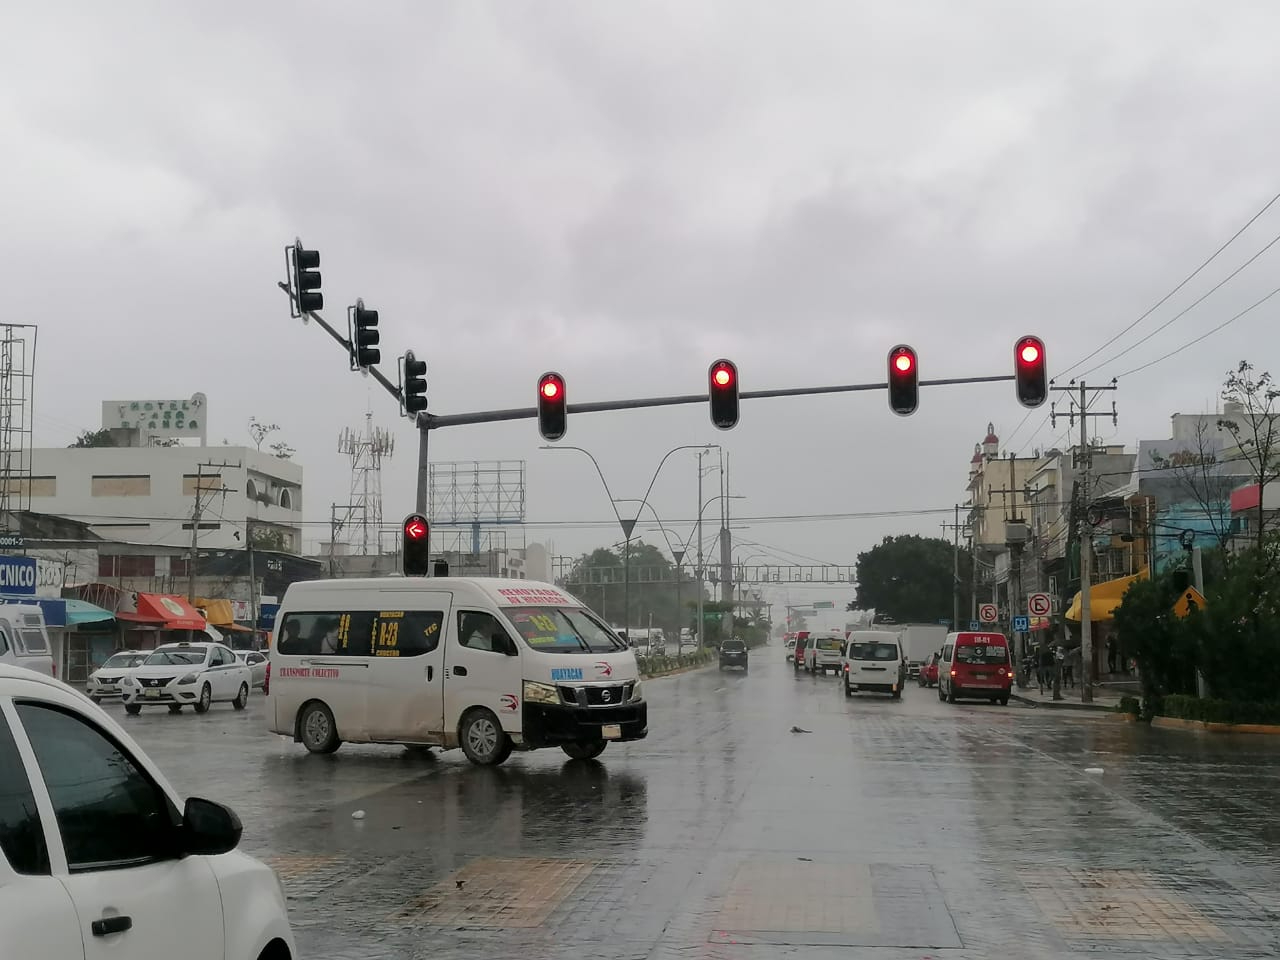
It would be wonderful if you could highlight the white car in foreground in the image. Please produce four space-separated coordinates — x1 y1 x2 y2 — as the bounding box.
122 642 253 715
0 664 296 959
86 650 148 702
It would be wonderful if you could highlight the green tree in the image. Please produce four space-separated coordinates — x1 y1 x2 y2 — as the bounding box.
852 534 971 623
560 540 708 639
1219 361 1280 551
69 428 116 448
1111 573 1196 706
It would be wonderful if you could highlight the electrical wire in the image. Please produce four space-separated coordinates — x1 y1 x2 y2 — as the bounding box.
1075 229 1280 380
1114 285 1280 379
1059 188 1280 378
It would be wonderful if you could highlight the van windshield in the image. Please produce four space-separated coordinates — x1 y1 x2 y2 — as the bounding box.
506 607 628 655
956 644 1009 665
849 642 899 661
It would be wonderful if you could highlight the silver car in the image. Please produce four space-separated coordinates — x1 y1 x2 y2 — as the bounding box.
235 649 269 688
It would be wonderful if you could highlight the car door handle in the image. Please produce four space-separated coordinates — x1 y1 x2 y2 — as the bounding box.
453 666 467 677
92 916 133 937
426 665 433 681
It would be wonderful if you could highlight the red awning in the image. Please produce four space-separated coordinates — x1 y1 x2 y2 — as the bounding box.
118 593 207 631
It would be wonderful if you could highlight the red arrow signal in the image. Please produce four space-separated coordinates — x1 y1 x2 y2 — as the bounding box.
404 517 428 540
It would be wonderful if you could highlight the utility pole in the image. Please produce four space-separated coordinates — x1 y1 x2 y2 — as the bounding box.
188 459 236 638
696 449 706 649
987 454 1032 663
1052 379 1118 704
245 518 258 646
940 505 965 629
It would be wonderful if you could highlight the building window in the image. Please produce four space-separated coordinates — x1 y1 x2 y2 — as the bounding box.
169 558 190 577
179 522 221 532
2 477 56 497
98 555 157 578
246 478 257 500
182 474 222 497
278 488 293 510
91 475 151 497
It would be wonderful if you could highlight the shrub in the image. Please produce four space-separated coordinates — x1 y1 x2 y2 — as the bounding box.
1117 696 1140 717
1159 694 1280 726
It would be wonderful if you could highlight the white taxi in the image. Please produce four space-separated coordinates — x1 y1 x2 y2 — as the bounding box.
0 663 296 959
86 650 148 702
122 642 252 715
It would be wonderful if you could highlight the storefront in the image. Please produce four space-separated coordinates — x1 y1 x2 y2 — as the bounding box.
195 597 260 650
0 595 116 681
1065 570 1148 678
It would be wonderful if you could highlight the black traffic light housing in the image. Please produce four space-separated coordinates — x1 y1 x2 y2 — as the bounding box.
290 242 322 315
537 372 567 441
402 514 431 576
401 351 428 417
350 299 380 369
1014 335 1048 408
887 344 918 416
708 359 739 430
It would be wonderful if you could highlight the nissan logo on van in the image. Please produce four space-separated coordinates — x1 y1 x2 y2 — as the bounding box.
601 689 612 702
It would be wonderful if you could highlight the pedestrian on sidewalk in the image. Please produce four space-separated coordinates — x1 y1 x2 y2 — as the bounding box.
1037 643 1053 695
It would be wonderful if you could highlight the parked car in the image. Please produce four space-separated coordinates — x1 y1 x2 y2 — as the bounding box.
938 631 1013 705
85 651 148 702
916 651 941 688
719 638 748 672
841 631 907 699
235 650 269 689
0 663 296 959
784 637 797 663
121 641 253 715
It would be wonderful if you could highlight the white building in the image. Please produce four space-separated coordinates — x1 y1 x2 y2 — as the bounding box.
22 445 303 554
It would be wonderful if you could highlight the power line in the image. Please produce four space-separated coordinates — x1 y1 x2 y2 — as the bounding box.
1060 188 1280 378
1115 285 1280 379
1076 228 1280 380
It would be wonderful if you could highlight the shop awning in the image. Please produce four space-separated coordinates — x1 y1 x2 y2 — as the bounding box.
1065 570 1148 622
117 593 206 631
64 598 116 626
0 596 116 628
194 598 252 631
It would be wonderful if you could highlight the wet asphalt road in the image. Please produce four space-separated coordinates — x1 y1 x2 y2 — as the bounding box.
114 652 1280 959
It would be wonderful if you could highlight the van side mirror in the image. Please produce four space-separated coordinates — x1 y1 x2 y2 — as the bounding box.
495 633 518 657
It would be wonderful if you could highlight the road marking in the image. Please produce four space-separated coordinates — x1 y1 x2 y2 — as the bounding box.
716 861 880 934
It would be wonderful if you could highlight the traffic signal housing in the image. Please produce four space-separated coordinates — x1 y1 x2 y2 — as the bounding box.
887 345 918 416
351 300 380 369
709 359 739 430
402 351 428 417
1014 336 1047 408
537 372 567 441
402 514 431 576
292 243 322 313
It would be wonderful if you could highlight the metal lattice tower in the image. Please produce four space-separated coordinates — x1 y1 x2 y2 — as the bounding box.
428 460 526 555
0 326 36 529
336 412 395 554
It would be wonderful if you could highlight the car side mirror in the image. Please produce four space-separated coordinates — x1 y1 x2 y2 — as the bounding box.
182 797 242 856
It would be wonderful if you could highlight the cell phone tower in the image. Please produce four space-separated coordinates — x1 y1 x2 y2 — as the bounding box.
0 326 36 530
337 411 395 555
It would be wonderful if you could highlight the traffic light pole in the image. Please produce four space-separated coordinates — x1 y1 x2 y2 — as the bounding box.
416 424 430 515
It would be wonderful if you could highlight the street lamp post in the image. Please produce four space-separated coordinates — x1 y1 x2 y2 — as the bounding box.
613 498 688 647
687 491 745 648
541 443 716 637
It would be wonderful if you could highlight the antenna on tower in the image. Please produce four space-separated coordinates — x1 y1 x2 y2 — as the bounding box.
336 411 395 554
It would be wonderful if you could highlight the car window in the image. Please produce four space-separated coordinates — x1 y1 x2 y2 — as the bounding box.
0 629 9 657
458 611 512 654
145 648 206 666
277 610 442 658
504 607 626 654
16 702 177 872
0 708 49 875
17 628 48 655
955 643 1009 665
102 653 140 670
942 644 954 662
721 641 745 651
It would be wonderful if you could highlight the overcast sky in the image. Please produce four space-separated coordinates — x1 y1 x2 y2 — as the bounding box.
8 1 1280 616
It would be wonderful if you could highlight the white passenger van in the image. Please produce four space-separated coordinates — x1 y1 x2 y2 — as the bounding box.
841 630 906 699
0 604 54 677
268 577 646 765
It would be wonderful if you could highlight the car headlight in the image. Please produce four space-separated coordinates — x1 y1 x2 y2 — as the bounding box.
178 673 198 685
629 681 643 702
523 680 559 705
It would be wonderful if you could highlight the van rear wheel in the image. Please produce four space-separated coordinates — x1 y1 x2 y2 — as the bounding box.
562 741 606 760
299 702 341 754
460 709 512 766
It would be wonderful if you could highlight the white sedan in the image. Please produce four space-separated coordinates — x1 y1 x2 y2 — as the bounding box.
121 642 253 715
235 650 269 689
0 663 296 959
86 650 148 702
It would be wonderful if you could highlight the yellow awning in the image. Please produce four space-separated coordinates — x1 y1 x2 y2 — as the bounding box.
1065 570 1148 622
194 598 237 627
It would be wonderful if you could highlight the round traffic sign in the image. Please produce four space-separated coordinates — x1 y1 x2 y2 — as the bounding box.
978 603 999 624
1028 592 1051 617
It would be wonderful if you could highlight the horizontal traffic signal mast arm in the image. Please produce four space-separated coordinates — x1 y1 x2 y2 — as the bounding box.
424 373 1015 429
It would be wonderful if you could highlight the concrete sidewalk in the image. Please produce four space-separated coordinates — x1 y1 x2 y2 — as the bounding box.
1012 683 1125 712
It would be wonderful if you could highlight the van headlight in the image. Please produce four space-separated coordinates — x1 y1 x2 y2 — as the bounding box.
523 680 559 705
629 681 643 703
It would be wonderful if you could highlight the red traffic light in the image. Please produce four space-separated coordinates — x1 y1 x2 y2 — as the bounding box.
708 359 739 430
893 352 914 373
1019 341 1041 365
541 378 561 400
404 516 428 540
1014 336 1047 408
712 364 734 388
537 371 567 441
887 345 919 416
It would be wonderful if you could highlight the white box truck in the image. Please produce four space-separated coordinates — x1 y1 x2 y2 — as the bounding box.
897 623 948 677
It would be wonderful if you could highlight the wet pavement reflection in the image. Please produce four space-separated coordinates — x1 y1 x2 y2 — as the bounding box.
116 652 1280 959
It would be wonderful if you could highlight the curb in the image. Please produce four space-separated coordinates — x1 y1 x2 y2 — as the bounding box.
1152 715 1280 736
1010 692 1117 713
640 660 716 681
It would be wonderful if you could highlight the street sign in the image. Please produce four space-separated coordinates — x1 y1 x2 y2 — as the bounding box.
978 603 998 623
0 533 23 549
812 601 834 610
969 620 981 630
1012 615 1030 632
1027 592 1051 617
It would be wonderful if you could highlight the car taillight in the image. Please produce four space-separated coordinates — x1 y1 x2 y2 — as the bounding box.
950 669 957 677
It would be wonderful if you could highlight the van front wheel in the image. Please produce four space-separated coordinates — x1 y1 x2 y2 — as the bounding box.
299 702 341 754
562 741 607 760
460 709 512 766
